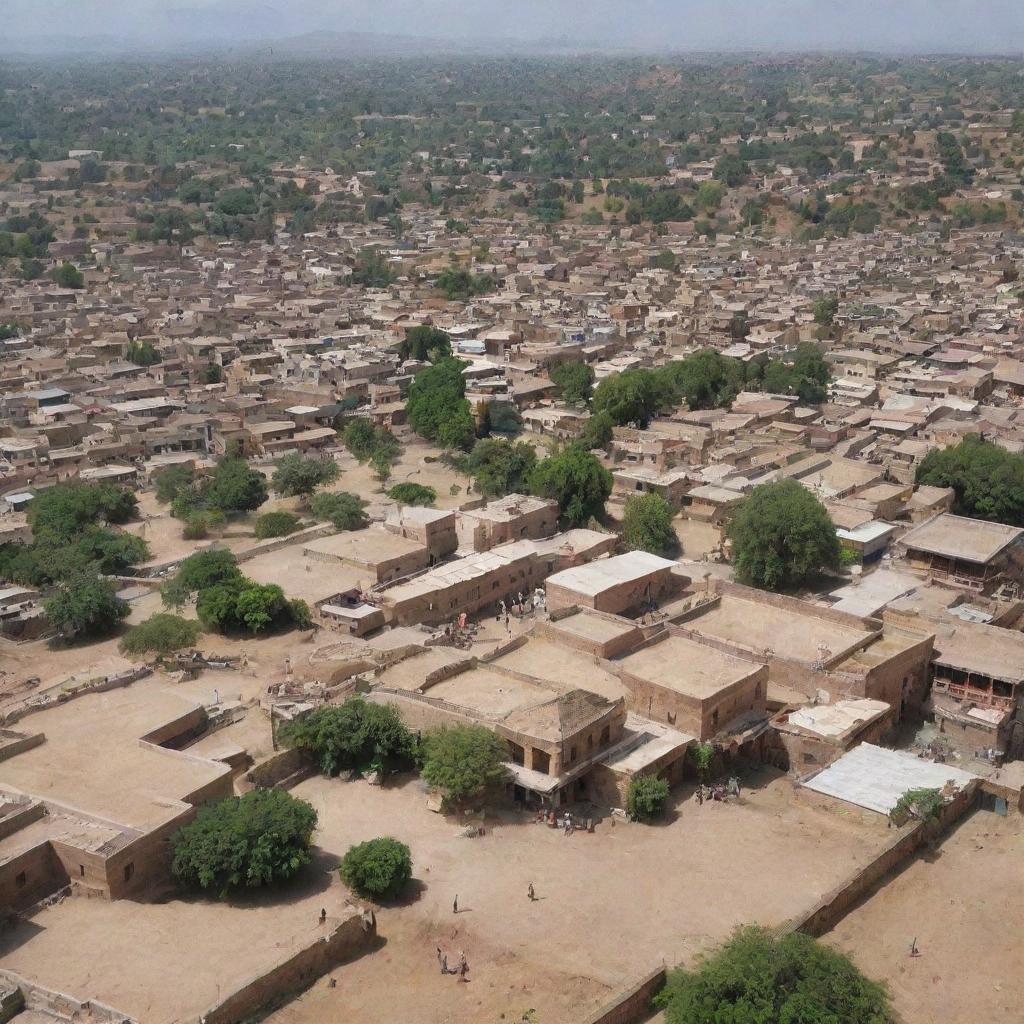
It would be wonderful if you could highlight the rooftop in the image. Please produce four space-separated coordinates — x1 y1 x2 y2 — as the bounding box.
900 513 1024 564
545 551 678 597
616 634 761 699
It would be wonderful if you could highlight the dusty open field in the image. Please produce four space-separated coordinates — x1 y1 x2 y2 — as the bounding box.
265 769 888 1024
825 809 1024 1024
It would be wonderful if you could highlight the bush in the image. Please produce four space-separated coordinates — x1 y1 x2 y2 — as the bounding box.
421 725 509 805
890 787 944 826
153 464 196 504
171 789 317 897
550 361 595 405
339 837 412 900
728 480 842 591
655 926 893 1024
45 573 130 640
387 483 437 506
310 491 369 531
271 454 339 501
468 438 537 499
627 775 670 821
528 447 612 526
50 261 84 288
120 613 201 655
254 511 302 539
279 698 416 777
182 513 209 539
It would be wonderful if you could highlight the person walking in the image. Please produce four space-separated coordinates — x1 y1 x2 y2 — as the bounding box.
452 894 459 914
527 882 535 901
458 951 469 982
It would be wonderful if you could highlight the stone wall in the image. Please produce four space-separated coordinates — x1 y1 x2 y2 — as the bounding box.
580 965 666 1024
0 970 137 1024
196 907 377 1024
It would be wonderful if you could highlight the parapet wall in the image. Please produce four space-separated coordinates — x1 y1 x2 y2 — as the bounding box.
580 965 666 1024
195 907 377 1024
0 969 137 1024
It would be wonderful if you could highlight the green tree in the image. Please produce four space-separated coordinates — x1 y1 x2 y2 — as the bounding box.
655 927 893 1024
622 494 679 557
484 400 524 436
203 363 224 384
401 325 452 362
627 775 671 822
161 548 242 608
45 573 129 639
658 350 744 411
29 482 137 542
467 438 537 498
50 261 84 289
171 789 317 897
342 419 379 462
915 435 1024 526
591 369 664 427
812 296 839 326
436 405 478 452
203 456 268 514
280 698 416 777
339 837 412 900
712 154 750 187
153 464 197 505
370 448 396 486
406 358 472 445
254 511 302 539
435 267 495 300
529 447 612 527
550 361 595 405
310 491 369 531
233 582 288 633
576 410 615 452
387 483 437 506
890 787 944 826
120 613 201 656
728 480 842 591
421 724 509 805
126 340 162 366
351 247 395 288
696 180 725 211
271 454 340 503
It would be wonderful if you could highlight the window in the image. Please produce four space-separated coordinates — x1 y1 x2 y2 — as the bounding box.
712 708 719 728
15 872 26 888
569 746 577 764
123 863 135 882
587 734 594 751
79 865 85 877
600 725 610 745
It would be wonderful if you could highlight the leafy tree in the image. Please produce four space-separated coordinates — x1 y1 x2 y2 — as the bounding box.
650 249 677 271
370 448 396 485
435 267 495 301
271 454 340 502
622 494 679 557
407 358 472 446
171 789 317 897
627 775 671 822
483 400 524 436
436 405 478 452
45 573 129 639
29 482 137 541
696 180 725 211
232 582 289 633
576 411 615 452
890 787 944 826
401 325 452 363
591 369 664 427
692 742 714 780
339 837 412 900
467 438 537 498
120 613 201 655
351 247 395 288
387 483 436 506
280 698 416 777
126 340 162 366
759 343 831 404
50 261 84 289
0 322 22 340
215 187 257 216
421 724 509 805
915 435 1024 526
153 464 196 505
550 361 595 405
655 927 893 1024
728 480 842 591
713 154 750 187
254 511 302 539
813 296 840 326
161 548 242 608
182 514 209 540
310 491 369 531
203 363 224 384
342 419 379 462
659 350 744 411
529 447 612 527
203 456 268 515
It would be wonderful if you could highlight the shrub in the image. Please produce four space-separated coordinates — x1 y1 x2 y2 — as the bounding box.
310 491 369 531
45 572 129 640
182 513 209 539
387 483 437 507
271 454 340 501
339 837 412 900
171 789 317 897
421 724 509 804
890 787 944 826
254 511 302 539
120 613 200 655
622 493 679 557
627 775 671 821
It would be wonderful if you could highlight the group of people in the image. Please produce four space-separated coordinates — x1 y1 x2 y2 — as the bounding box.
694 776 741 805
497 589 546 632
436 946 470 982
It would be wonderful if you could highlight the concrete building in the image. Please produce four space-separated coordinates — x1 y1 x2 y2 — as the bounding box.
545 551 684 616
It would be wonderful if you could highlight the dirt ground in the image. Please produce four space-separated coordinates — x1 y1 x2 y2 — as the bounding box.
825 809 1024 1024
265 769 887 1024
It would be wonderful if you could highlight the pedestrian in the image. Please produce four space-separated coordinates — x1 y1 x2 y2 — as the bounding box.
436 945 443 967
504 613 510 630
453 895 459 914
319 907 327 925
910 937 921 957
458 951 469 982
527 882 535 901
697 785 704 806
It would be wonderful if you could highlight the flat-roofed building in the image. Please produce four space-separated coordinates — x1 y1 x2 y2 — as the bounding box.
456 493 558 552
545 551 684 616
772 698 892 775
305 528 430 584
385 505 459 562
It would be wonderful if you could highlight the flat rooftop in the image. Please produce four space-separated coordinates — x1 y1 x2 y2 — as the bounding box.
461 493 554 523
616 634 760 699
802 743 976 815
547 609 642 647
787 698 890 740
546 551 678 597
1 686 229 831
900 513 1024 565
685 592 874 664
305 528 425 563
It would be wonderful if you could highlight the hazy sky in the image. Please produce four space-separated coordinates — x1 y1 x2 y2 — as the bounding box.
4 0 1024 54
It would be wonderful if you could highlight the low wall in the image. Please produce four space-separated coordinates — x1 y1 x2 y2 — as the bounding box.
785 783 979 937
581 965 666 1024
1 666 152 726
245 747 307 789
196 907 377 1024
0 969 137 1024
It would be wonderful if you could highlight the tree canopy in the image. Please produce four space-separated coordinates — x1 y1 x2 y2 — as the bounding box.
622 493 679 558
915 435 1024 527
171 789 318 897
420 724 509 804
728 480 842 591
406 358 476 451
387 482 437 506
550 361 595 406
50 261 84 288
253 510 302 539
310 491 369 531
279 698 416 778
401 324 452 362
529 447 612 527
271 454 340 501
467 438 537 498
45 572 130 640
591 368 666 427
120 613 201 656
339 837 412 901
627 775 670 822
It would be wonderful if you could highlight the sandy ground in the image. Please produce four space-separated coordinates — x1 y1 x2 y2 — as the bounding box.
825 809 1024 1024
264 769 887 1024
